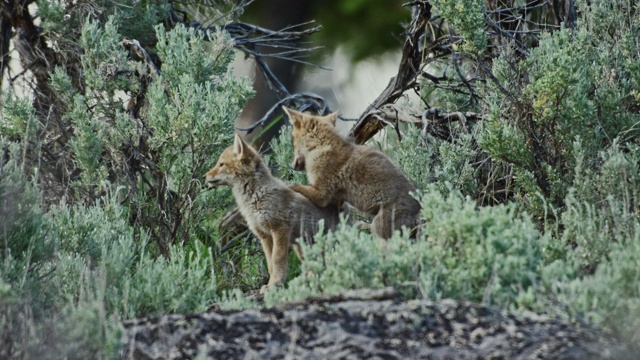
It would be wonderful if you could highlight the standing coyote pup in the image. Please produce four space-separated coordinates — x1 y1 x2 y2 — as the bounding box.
206 134 338 293
283 106 420 239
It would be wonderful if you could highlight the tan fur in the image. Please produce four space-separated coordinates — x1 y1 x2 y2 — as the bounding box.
206 134 339 293
283 106 421 239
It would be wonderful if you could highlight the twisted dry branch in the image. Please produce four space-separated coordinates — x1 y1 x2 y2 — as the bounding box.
170 4 323 99
348 1 432 144
236 92 330 134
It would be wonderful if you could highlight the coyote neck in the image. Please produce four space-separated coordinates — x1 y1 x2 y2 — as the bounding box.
308 140 352 178
231 165 277 206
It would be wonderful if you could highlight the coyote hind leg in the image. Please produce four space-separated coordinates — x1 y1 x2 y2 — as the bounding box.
371 204 394 239
372 204 417 239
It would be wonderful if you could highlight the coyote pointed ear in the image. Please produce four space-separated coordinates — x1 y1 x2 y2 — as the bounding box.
282 106 302 130
233 133 246 157
322 111 339 126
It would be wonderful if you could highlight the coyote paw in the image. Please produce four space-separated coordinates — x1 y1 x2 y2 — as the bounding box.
259 285 270 294
260 280 285 294
356 221 371 232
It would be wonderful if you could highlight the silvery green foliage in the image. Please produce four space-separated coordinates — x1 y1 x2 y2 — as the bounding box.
0 94 39 138
389 124 478 196
1 178 220 357
0 143 118 358
48 193 218 319
561 227 640 344
264 219 431 306
418 185 543 308
432 0 487 52
216 288 259 310
550 141 639 272
479 6 640 213
265 187 543 309
386 125 434 192
52 17 253 246
540 142 640 343
2 8 252 355
0 140 50 305
268 124 308 185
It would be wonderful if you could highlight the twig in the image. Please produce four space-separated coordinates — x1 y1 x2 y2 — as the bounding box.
121 39 160 75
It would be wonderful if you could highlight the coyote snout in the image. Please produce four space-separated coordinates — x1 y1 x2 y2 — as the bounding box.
205 171 223 186
206 178 223 186
292 154 305 171
205 157 233 187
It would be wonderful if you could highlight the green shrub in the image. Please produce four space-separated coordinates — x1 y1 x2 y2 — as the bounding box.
216 288 259 310
0 165 219 356
0 94 39 138
0 141 52 309
548 142 640 271
0 140 123 358
418 185 543 308
535 140 640 342
265 186 543 310
561 228 640 344
264 219 431 306
48 192 219 319
0 186 222 356
0 292 123 360
479 4 640 212
47 16 253 250
17 2 255 323
386 124 434 191
432 0 487 52
268 124 308 185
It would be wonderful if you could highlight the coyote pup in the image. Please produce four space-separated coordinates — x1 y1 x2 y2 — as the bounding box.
206 134 338 293
283 106 420 239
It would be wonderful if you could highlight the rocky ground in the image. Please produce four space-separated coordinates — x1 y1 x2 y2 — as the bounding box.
120 288 632 359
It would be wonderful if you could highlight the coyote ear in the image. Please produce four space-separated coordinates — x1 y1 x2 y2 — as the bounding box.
282 106 302 130
322 111 339 126
282 105 293 117
233 133 246 157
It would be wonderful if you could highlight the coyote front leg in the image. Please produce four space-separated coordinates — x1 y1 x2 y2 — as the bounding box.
256 230 274 294
291 242 304 261
289 184 332 208
262 229 290 293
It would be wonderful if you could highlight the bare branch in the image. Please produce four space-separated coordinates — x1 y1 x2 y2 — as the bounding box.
170 7 323 99
370 103 484 143
236 92 330 134
121 39 160 76
348 1 432 144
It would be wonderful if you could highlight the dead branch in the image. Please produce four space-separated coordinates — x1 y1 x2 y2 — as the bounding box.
348 1 432 145
370 104 484 143
121 39 160 76
236 92 330 134
346 0 562 145
170 4 323 99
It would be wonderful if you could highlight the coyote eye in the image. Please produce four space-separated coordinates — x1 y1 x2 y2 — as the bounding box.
219 162 225 167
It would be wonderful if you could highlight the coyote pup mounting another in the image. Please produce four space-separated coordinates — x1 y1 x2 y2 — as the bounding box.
283 106 420 239
206 134 338 293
